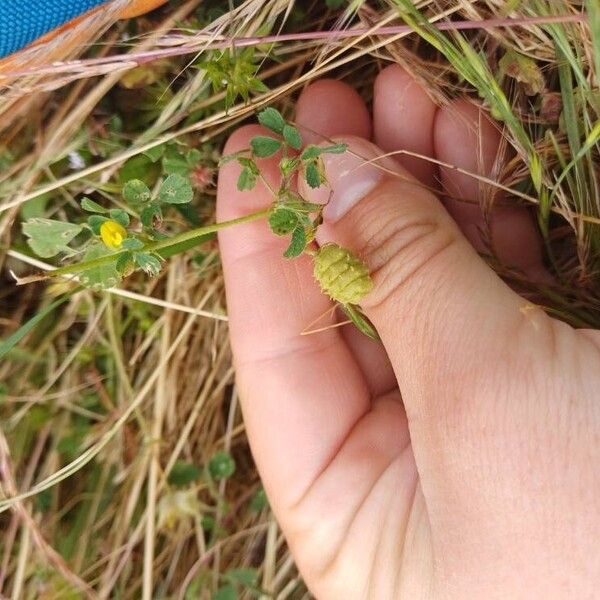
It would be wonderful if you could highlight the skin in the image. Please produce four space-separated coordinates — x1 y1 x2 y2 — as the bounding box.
217 65 600 599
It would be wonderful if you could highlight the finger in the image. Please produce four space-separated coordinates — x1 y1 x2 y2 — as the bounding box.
217 125 372 509
373 64 438 187
434 99 547 279
299 136 530 423
296 79 396 396
295 79 372 146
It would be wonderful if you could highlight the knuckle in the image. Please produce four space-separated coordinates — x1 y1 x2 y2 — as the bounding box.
353 188 458 311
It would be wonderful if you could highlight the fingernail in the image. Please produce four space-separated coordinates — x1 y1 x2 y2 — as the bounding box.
317 139 386 222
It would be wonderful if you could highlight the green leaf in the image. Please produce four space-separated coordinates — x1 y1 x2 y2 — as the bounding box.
135 252 162 276
143 144 165 163
226 568 259 587
250 136 282 158
0 293 73 361
122 179 151 206
343 304 380 341
79 243 121 290
80 197 107 213
209 452 236 481
213 584 236 600
301 143 347 161
109 209 130 227
22 218 83 258
168 461 202 487
257 107 285 134
282 124 302 150
115 251 135 276
268 208 299 236
249 487 269 513
121 237 144 250
140 202 162 228
284 226 307 258
159 174 194 204
119 155 160 187
322 143 347 155
237 168 257 191
305 162 322 189
87 215 109 235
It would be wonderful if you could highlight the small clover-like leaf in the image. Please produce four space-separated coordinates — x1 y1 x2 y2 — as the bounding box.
22 218 83 258
159 174 194 204
250 136 282 158
115 251 135 277
284 226 307 258
305 161 322 188
135 252 162 276
209 452 236 481
237 168 257 191
78 243 121 290
282 124 302 150
168 461 202 488
121 237 144 250
257 107 285 134
80 197 107 213
87 215 109 235
122 179 151 206
109 208 130 228
140 202 162 228
269 208 299 236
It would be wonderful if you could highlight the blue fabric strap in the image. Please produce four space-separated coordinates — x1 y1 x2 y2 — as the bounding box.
0 0 107 58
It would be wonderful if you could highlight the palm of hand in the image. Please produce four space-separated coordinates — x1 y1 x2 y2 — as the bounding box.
217 67 600 599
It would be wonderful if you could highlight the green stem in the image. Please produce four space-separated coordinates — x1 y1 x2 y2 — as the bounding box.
47 209 271 279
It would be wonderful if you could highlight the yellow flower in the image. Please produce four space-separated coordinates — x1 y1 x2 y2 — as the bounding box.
100 220 127 249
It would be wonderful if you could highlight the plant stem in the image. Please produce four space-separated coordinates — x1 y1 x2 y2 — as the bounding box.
46 209 271 280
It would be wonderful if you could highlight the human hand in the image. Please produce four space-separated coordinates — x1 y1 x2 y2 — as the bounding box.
217 66 600 599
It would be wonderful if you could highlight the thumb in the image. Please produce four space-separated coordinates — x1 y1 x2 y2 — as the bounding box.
301 137 534 415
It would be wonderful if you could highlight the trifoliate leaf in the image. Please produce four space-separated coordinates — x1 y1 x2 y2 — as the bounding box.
305 161 322 188
159 174 194 204
78 243 121 290
237 168 257 191
209 452 236 481
122 179 151 206
109 209 130 228
250 136 282 158
87 215 109 235
282 124 302 150
22 218 83 258
80 197 107 213
135 252 162 276
269 208 299 236
257 107 285 134
301 143 347 160
140 202 162 228
284 226 307 258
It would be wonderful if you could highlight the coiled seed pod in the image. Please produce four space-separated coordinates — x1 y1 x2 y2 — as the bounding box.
314 244 373 305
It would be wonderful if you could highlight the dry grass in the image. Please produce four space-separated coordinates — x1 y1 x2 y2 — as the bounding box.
1 0 599 598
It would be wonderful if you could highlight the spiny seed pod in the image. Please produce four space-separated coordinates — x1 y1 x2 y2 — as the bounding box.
314 244 373 305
